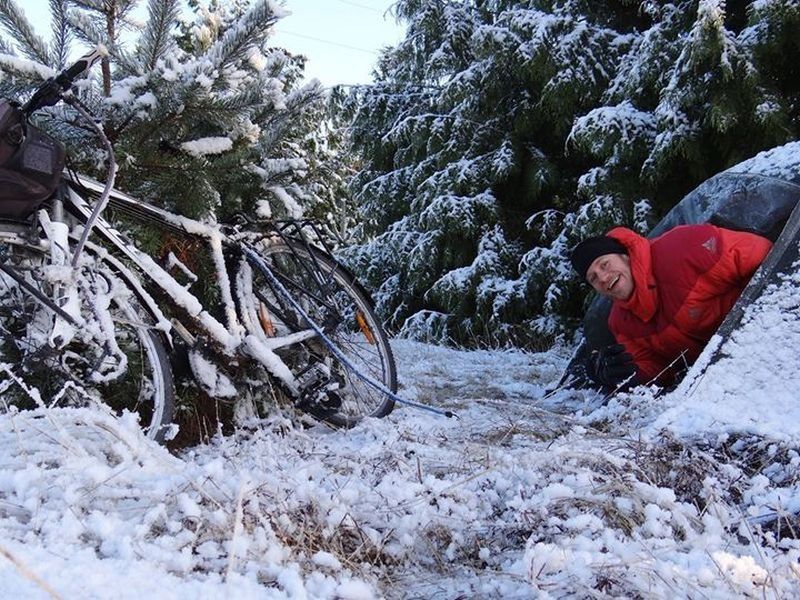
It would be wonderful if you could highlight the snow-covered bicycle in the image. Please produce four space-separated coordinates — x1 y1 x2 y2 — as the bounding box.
0 49 396 441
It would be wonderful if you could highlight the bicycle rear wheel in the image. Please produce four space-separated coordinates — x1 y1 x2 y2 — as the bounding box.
236 240 396 427
0 242 175 442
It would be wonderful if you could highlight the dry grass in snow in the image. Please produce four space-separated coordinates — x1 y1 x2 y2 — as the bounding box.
0 340 798 598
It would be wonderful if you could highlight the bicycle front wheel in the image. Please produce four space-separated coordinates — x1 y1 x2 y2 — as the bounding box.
0 242 175 442
236 240 396 427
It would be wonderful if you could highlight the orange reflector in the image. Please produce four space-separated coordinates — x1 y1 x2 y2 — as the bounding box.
356 311 376 344
258 303 276 337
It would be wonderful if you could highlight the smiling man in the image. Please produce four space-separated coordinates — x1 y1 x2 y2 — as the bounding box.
570 224 773 390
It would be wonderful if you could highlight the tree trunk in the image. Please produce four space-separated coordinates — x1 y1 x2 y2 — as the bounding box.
102 2 116 96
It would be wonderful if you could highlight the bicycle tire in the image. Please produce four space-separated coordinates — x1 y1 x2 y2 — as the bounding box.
0 241 176 442
236 240 396 427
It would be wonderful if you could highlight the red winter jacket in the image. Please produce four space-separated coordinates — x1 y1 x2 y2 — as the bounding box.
605 224 772 384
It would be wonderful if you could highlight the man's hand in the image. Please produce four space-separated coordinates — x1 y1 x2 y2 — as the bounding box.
588 343 638 389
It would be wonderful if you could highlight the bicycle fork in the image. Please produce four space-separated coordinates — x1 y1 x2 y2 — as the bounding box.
0 199 85 343
18 201 125 383
38 202 84 348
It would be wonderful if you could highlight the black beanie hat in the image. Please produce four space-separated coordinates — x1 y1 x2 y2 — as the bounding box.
570 236 628 277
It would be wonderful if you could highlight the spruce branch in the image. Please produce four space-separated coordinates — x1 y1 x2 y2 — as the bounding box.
69 0 138 22
284 82 326 115
213 70 294 115
219 84 268 113
49 0 72 69
0 34 15 55
138 0 180 72
255 82 324 151
0 0 52 64
0 0 331 226
179 97 246 130
112 0 139 23
182 86 267 127
200 0 280 75
68 0 104 11
67 8 139 76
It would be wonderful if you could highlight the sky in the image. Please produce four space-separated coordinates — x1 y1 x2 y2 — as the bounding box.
271 0 404 87
21 0 405 87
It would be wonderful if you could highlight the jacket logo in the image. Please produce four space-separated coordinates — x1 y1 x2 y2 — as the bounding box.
688 307 703 321
702 237 717 253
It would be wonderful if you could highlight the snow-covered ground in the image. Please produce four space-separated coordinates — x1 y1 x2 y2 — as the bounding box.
1 310 800 598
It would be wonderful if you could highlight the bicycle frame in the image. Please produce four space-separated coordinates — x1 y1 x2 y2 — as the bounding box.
0 45 433 427
61 173 327 396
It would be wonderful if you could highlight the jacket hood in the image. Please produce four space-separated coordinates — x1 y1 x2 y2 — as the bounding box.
606 227 658 322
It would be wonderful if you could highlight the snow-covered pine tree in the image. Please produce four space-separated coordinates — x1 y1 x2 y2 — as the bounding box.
343 0 639 345
345 0 800 347
639 0 785 201
0 0 327 222
300 86 364 246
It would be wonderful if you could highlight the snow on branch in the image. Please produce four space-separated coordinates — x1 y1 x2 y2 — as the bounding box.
268 185 304 218
568 101 656 162
0 52 55 80
198 0 285 76
181 136 234 158
0 0 51 64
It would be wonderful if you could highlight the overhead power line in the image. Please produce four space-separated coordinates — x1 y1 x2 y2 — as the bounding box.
331 0 384 13
275 29 380 55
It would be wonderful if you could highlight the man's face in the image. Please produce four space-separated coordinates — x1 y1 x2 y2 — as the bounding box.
586 253 634 301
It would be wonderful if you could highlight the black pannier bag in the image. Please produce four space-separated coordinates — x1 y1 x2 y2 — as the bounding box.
0 100 66 218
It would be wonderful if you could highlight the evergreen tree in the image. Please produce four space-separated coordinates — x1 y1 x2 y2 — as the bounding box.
344 0 800 347
343 0 638 345
0 0 328 222
301 87 364 246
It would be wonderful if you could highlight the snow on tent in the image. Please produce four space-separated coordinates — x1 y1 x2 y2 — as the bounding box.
560 142 800 419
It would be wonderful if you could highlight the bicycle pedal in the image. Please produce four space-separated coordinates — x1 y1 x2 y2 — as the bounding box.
297 389 342 418
296 363 330 390
295 363 341 417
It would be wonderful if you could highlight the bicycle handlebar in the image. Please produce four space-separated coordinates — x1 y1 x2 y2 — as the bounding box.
55 45 107 88
22 45 108 115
